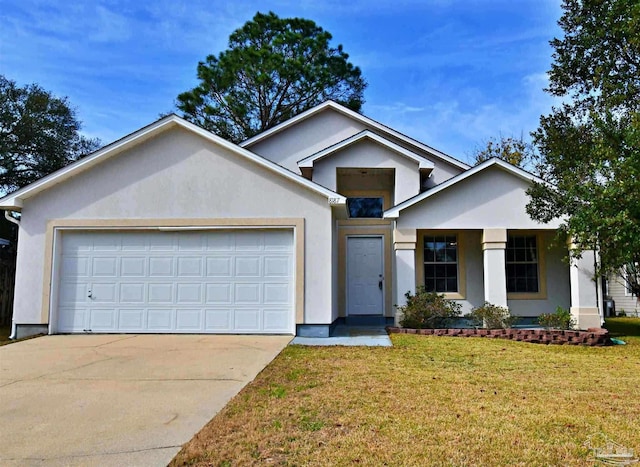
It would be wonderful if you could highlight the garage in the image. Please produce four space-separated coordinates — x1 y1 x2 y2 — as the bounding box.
55 229 294 334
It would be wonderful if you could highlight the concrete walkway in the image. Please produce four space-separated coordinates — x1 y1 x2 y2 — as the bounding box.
291 325 392 346
0 334 291 466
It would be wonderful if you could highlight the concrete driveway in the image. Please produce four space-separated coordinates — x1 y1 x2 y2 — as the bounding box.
0 334 291 466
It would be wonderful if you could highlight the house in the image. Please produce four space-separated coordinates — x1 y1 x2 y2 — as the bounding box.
0 101 604 339
606 270 639 316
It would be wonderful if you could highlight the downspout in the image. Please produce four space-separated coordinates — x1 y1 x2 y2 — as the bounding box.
4 210 20 339
4 210 20 226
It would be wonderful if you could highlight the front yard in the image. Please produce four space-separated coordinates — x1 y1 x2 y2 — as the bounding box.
171 318 640 466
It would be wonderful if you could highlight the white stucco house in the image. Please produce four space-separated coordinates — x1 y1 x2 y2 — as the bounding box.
0 101 604 338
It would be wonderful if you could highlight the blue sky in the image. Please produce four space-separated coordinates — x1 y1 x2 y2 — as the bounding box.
2 0 563 163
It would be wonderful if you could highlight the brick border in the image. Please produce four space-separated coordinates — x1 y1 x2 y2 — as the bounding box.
386 327 612 346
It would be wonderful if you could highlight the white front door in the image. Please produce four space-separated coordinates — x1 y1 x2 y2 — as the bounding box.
346 236 384 315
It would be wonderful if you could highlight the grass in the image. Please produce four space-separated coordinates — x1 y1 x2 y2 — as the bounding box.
171 318 640 466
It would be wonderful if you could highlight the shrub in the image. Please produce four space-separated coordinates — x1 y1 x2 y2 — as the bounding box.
537 306 576 330
397 287 462 329
466 302 518 329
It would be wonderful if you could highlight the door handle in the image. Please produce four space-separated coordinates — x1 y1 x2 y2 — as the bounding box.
378 275 383 290
88 290 93 299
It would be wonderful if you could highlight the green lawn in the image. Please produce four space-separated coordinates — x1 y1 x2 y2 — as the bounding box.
171 318 640 466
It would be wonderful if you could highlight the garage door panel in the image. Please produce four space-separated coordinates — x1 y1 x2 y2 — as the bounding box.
264 283 290 304
62 256 90 277
93 257 118 276
205 283 232 304
91 283 117 302
59 307 87 331
264 256 290 276
119 309 145 329
235 232 263 251
205 309 232 330
177 257 203 276
176 309 202 330
58 230 294 334
90 309 117 330
149 257 174 276
206 257 232 276
120 283 145 302
234 309 261 330
235 283 260 303
235 256 261 276
176 283 202 303
148 283 173 303
264 309 290 331
60 282 87 304
147 309 173 330
121 257 145 276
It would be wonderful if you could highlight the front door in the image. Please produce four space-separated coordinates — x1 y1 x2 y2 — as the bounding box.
346 236 384 315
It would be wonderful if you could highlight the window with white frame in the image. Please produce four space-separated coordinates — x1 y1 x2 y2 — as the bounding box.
423 235 458 293
624 264 639 297
506 235 539 293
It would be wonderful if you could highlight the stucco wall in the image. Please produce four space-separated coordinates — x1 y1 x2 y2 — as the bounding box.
312 139 420 204
246 109 366 173
14 127 334 325
397 166 563 230
246 108 465 188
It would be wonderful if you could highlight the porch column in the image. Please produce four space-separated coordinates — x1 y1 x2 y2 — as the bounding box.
394 228 416 326
482 229 508 308
568 244 602 329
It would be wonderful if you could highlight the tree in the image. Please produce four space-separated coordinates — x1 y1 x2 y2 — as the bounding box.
0 75 100 194
176 11 367 143
526 0 640 296
472 135 537 168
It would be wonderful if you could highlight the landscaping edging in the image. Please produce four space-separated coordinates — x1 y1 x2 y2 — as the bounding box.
386 327 612 346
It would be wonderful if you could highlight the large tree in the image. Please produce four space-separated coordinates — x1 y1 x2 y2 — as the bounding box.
0 75 100 194
526 0 640 295
472 135 537 169
176 11 367 143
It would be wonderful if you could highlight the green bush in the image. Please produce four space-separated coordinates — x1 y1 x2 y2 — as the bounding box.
466 302 518 329
397 287 462 329
537 306 576 330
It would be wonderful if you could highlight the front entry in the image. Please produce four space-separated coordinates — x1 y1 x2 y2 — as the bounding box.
346 236 384 315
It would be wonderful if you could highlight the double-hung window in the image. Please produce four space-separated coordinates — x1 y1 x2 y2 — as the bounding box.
423 235 458 293
506 235 539 293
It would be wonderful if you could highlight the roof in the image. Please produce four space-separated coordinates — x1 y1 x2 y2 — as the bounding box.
297 130 435 170
384 158 549 218
0 115 346 211
240 101 469 171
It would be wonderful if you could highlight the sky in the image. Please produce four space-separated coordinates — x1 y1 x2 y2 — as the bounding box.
1 0 564 164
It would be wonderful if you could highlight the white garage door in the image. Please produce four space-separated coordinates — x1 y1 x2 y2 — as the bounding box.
56 229 294 334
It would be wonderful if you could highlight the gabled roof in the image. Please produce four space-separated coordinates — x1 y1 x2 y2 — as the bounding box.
297 130 435 170
384 158 548 218
0 115 346 210
240 101 469 170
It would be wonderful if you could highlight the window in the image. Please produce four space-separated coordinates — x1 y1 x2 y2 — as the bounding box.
423 235 458 293
347 197 383 218
506 235 539 293
624 264 639 297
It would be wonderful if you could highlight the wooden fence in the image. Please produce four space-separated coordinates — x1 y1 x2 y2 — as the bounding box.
0 258 16 326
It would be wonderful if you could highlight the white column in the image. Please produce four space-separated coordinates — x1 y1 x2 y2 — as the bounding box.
482 229 508 308
394 229 416 326
569 247 602 329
